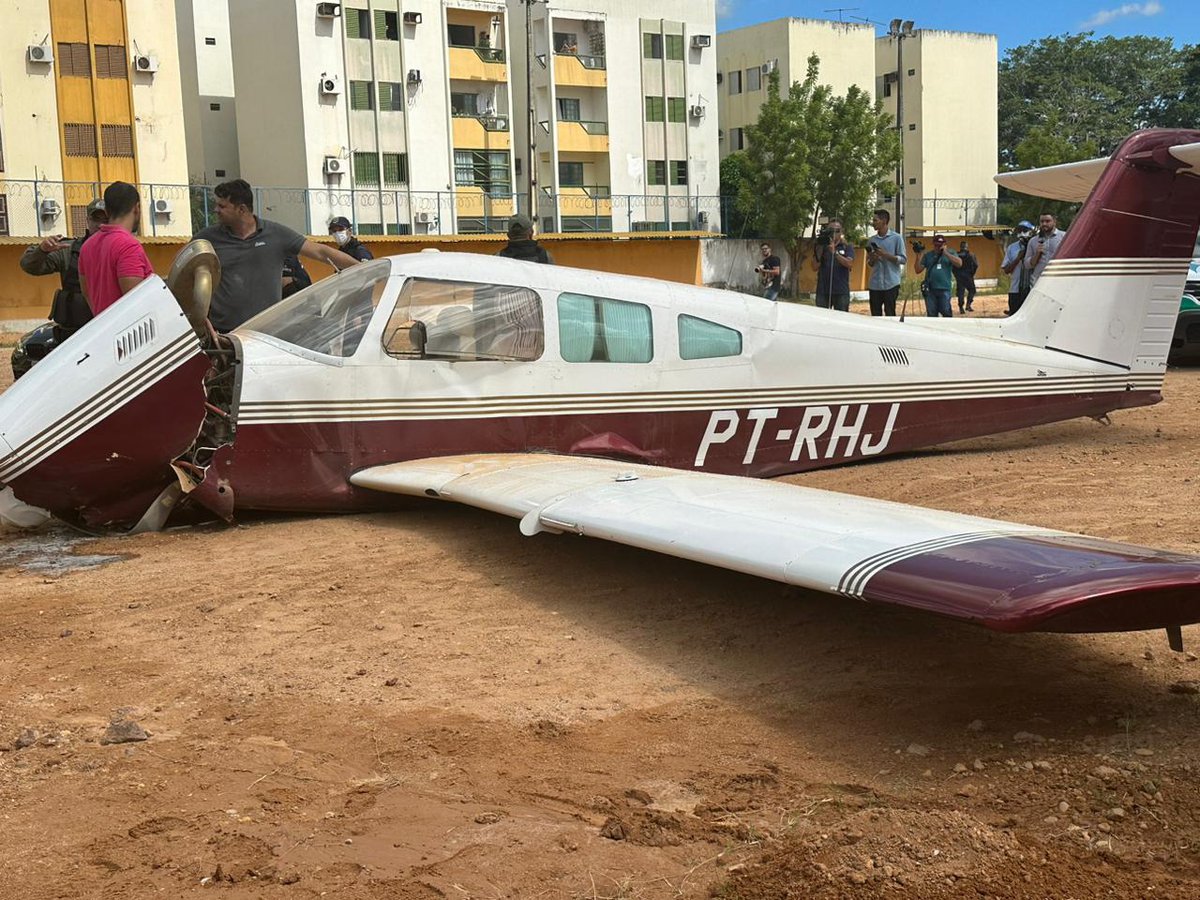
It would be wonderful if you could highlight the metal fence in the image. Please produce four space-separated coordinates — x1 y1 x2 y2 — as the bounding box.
0 177 997 240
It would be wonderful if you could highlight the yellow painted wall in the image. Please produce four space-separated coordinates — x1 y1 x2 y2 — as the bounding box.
556 122 609 153
451 117 511 150
447 47 508 83
554 53 607 88
0 235 705 322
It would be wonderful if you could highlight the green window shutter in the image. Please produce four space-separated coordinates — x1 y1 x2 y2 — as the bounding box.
350 81 372 110
378 82 391 109
644 96 663 122
670 161 688 185
666 35 683 60
667 98 685 122
374 9 388 39
354 152 379 185
383 153 407 185
345 10 361 39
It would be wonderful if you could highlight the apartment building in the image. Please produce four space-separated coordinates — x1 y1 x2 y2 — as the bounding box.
176 0 239 185
717 18 999 231
223 0 718 236
875 28 998 229
511 0 720 233
0 0 190 237
717 18 876 161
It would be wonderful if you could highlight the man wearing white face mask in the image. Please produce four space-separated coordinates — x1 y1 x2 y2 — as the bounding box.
328 217 374 262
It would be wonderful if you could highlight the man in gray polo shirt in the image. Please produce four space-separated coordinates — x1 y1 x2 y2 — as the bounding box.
194 179 362 332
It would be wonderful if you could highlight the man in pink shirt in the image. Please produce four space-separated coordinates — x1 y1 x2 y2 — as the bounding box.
78 181 155 315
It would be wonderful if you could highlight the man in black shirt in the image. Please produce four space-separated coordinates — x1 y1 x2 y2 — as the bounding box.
498 215 553 264
755 243 782 301
955 240 979 313
194 179 362 331
811 219 854 311
328 216 375 262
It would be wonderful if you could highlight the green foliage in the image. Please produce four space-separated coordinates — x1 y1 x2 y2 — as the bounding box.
998 33 1194 170
1163 44 1200 128
999 119 1099 228
735 54 901 290
718 152 762 238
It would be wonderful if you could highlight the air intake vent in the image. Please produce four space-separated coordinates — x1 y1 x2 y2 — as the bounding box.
116 316 158 363
878 346 909 366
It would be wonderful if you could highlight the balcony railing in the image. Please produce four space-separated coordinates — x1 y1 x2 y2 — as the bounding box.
449 43 506 64
554 184 612 198
451 111 511 131
555 51 605 69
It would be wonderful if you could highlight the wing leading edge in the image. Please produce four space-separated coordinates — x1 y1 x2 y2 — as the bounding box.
351 454 1200 636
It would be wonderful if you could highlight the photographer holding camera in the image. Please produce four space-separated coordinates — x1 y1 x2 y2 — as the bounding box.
914 233 962 317
865 209 906 316
810 219 854 311
755 242 782 301
1002 220 1035 315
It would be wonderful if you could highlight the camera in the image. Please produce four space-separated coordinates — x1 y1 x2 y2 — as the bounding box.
911 240 925 256
754 265 764 273
868 241 880 252
816 225 835 245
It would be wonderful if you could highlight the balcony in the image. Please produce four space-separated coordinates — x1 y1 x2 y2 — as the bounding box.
452 113 512 150
454 187 516 220
554 51 607 88
448 44 508 82
557 185 612 217
555 120 609 153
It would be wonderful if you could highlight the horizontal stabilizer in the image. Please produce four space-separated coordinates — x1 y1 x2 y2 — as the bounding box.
353 454 1200 635
994 139 1200 202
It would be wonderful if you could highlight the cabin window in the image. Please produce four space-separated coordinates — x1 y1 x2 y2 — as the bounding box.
383 278 544 361
242 259 392 357
558 293 653 363
678 315 742 360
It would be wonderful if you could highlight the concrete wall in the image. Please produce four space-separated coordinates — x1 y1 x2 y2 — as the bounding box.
0 1 65 186
176 0 239 184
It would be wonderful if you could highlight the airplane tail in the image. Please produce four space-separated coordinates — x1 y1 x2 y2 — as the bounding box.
997 130 1200 371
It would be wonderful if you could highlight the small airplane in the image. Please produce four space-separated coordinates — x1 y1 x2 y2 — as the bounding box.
3 128 1200 646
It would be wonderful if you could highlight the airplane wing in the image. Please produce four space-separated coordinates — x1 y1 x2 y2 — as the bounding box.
994 141 1200 201
351 454 1200 637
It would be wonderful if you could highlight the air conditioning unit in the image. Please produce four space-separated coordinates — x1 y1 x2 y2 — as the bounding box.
689 104 706 118
324 156 346 175
134 54 159 73
406 68 422 85
316 2 341 18
414 211 433 224
27 44 53 64
403 11 421 25
319 75 341 95
691 34 711 49
39 198 61 217
153 198 172 215
761 59 778 74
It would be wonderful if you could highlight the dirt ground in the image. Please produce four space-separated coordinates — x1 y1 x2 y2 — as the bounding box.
4 295 1200 899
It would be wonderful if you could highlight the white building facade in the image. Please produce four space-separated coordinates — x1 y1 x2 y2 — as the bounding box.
0 0 190 237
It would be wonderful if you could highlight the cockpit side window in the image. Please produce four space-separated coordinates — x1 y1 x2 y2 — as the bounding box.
241 259 391 357
382 278 544 361
678 314 742 359
558 292 653 363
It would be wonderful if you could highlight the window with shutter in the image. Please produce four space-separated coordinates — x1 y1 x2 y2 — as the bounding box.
374 9 398 40
379 82 405 110
383 153 407 185
667 97 685 122
345 8 370 39
670 161 688 185
101 124 134 157
64 124 98 157
354 152 379 185
69 204 89 237
57 42 91 76
95 45 127 79
350 80 374 110
0 195 9 237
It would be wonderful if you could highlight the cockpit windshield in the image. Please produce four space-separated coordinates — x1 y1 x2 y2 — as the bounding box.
240 259 392 357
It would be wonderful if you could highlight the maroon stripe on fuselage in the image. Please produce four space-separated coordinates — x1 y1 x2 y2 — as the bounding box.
5 355 210 527
221 388 1160 513
861 534 1200 634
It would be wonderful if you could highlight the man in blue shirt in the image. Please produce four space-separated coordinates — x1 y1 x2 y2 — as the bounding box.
865 209 906 316
811 219 854 311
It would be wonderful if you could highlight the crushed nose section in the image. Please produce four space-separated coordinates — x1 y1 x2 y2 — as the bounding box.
0 278 211 529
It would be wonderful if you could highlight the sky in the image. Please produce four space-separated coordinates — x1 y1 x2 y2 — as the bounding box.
716 1 1197 52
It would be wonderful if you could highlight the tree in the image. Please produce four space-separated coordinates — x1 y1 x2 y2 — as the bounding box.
1163 44 1200 128
998 33 1189 170
736 54 900 294
718 152 761 238
998 119 1099 228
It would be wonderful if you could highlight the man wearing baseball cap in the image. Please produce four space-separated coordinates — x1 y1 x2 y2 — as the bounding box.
914 233 962 317
497 214 553 264
1002 220 1036 315
327 216 374 262
19 197 108 343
